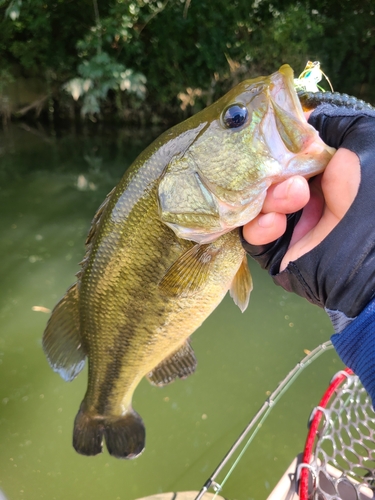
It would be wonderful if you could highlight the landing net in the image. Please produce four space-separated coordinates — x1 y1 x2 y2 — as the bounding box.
299 369 375 500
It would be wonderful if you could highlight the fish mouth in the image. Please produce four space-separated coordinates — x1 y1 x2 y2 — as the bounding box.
265 65 313 156
267 64 335 177
269 65 306 125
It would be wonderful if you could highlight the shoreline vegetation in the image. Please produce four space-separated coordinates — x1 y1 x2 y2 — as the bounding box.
1 0 374 127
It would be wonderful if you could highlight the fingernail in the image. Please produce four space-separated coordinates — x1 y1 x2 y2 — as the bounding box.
258 212 276 228
273 178 294 200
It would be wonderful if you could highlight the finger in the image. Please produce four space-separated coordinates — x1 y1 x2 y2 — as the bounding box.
242 176 310 246
262 176 310 214
321 148 360 220
280 179 325 270
242 211 287 246
280 149 360 270
288 175 325 248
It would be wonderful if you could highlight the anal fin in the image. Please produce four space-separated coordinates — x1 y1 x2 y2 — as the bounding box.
146 340 197 387
42 282 86 381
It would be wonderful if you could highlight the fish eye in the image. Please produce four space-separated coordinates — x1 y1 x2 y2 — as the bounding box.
222 104 249 129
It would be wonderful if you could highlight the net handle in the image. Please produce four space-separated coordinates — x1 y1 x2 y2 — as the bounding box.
299 367 354 500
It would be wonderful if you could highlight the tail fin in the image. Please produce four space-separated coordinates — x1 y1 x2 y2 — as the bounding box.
73 406 145 459
73 408 104 456
104 411 145 459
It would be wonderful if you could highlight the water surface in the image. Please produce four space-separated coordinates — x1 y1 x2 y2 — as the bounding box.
0 124 342 500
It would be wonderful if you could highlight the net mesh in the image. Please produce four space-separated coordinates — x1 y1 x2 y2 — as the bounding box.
306 372 375 499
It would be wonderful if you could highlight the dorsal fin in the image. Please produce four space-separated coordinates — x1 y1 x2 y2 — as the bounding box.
42 282 86 381
146 340 197 386
85 186 116 247
76 187 116 280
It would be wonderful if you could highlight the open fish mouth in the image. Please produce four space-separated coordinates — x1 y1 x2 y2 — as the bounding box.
266 66 335 177
270 64 306 122
268 65 309 155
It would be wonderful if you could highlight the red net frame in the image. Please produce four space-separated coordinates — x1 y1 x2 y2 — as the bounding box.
298 367 375 500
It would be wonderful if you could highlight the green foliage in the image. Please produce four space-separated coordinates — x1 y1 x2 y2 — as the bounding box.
63 52 146 118
0 0 374 122
307 1 375 100
0 0 94 78
4 0 22 20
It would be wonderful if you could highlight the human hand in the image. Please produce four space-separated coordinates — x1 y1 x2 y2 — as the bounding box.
242 148 360 272
241 103 375 324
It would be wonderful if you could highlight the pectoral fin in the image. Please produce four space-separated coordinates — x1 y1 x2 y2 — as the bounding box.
42 282 86 381
230 255 253 312
158 242 220 298
146 340 197 386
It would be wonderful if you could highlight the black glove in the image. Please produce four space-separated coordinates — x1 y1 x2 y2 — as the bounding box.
242 104 375 330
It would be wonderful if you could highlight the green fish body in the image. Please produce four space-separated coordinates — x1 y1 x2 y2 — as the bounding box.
43 65 334 459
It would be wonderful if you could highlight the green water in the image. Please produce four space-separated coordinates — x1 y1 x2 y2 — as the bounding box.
0 124 342 500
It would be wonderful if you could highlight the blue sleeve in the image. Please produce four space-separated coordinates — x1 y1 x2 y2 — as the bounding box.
331 297 375 404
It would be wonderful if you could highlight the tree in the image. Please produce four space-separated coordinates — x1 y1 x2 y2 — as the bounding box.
0 0 373 123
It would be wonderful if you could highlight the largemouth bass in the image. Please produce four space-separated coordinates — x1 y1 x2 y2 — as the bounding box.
43 64 334 459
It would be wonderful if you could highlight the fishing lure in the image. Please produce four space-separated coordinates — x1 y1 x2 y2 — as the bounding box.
295 60 374 111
